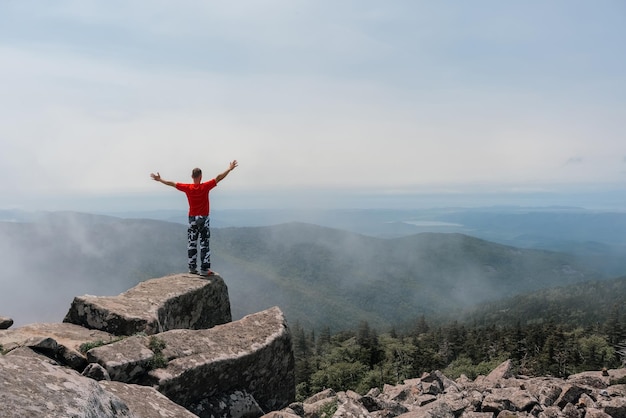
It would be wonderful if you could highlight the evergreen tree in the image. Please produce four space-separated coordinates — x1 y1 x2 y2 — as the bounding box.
605 304 624 345
317 326 332 355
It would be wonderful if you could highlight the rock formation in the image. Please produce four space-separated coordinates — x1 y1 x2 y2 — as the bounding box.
2 271 625 418
1 347 137 418
0 315 13 329
268 364 626 418
0 273 295 418
63 272 232 335
0 321 117 371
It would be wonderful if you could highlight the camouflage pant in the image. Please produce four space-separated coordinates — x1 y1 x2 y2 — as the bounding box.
187 215 210 272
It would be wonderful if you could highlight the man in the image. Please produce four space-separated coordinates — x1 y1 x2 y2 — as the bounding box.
150 160 238 276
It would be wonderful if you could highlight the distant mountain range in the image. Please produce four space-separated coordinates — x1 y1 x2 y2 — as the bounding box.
0 211 612 330
25 205 623 275
5 206 625 270
212 223 601 330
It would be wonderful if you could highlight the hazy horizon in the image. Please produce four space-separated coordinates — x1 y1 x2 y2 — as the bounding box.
2 184 626 216
2 1 626 212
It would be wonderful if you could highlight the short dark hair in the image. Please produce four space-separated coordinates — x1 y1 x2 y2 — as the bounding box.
192 168 202 178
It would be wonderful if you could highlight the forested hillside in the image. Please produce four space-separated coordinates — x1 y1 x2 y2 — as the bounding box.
212 222 601 329
290 278 626 400
291 304 626 400
450 276 626 328
0 213 607 330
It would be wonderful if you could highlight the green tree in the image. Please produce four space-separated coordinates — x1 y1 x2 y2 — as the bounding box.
577 334 617 371
381 334 417 384
605 304 624 345
317 326 332 354
310 361 369 394
356 320 383 368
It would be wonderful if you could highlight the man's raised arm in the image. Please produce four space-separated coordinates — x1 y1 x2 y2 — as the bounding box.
150 172 176 187
215 160 238 183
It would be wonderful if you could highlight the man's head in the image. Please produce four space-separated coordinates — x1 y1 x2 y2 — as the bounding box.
192 168 202 183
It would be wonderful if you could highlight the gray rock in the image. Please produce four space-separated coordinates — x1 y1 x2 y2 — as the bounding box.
421 371 444 395
303 387 336 404
86 333 156 382
360 392 410 415
0 273 296 418
485 359 514 382
285 402 305 416
0 347 136 418
83 362 111 380
270 362 626 418
303 394 338 417
191 390 264 418
561 402 584 418
608 384 626 397
495 411 532 418
584 407 613 417
64 273 231 336
568 371 609 388
333 391 371 417
437 392 473 416
261 412 302 418
0 322 116 371
0 316 13 329
482 387 538 414
579 392 597 409
600 396 626 418
433 370 460 393
381 381 421 404
539 405 563 417
150 306 295 416
524 378 562 407
100 381 200 418
85 305 295 415
416 394 438 407
555 384 591 408
569 368 626 388
396 400 455 418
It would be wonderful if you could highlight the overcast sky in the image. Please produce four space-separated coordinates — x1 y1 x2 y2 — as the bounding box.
1 1 625 211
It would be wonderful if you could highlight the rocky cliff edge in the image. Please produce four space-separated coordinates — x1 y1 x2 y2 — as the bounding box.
0 273 296 418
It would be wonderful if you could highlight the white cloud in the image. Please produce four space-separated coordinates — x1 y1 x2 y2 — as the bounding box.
1 1 626 210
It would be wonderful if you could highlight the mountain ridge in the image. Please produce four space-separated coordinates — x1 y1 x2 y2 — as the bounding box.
0 213 607 330
213 223 600 329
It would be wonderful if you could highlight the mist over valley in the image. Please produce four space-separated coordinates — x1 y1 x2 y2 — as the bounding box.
2 207 625 331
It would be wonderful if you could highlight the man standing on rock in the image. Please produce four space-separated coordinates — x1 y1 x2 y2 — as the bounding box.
150 160 238 276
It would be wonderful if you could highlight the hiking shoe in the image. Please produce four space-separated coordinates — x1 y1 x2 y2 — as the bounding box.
188 269 198 275
199 270 215 277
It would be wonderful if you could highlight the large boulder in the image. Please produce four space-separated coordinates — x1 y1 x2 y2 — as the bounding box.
484 358 514 382
86 333 156 382
151 306 295 416
0 347 136 418
569 368 626 387
0 272 296 418
85 306 295 416
481 387 538 413
0 322 117 371
99 381 200 418
64 273 231 336
0 316 13 329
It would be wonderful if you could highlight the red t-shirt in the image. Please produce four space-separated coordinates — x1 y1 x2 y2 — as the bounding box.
176 179 217 216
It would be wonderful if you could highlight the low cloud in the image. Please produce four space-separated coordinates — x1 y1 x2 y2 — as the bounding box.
564 157 583 166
